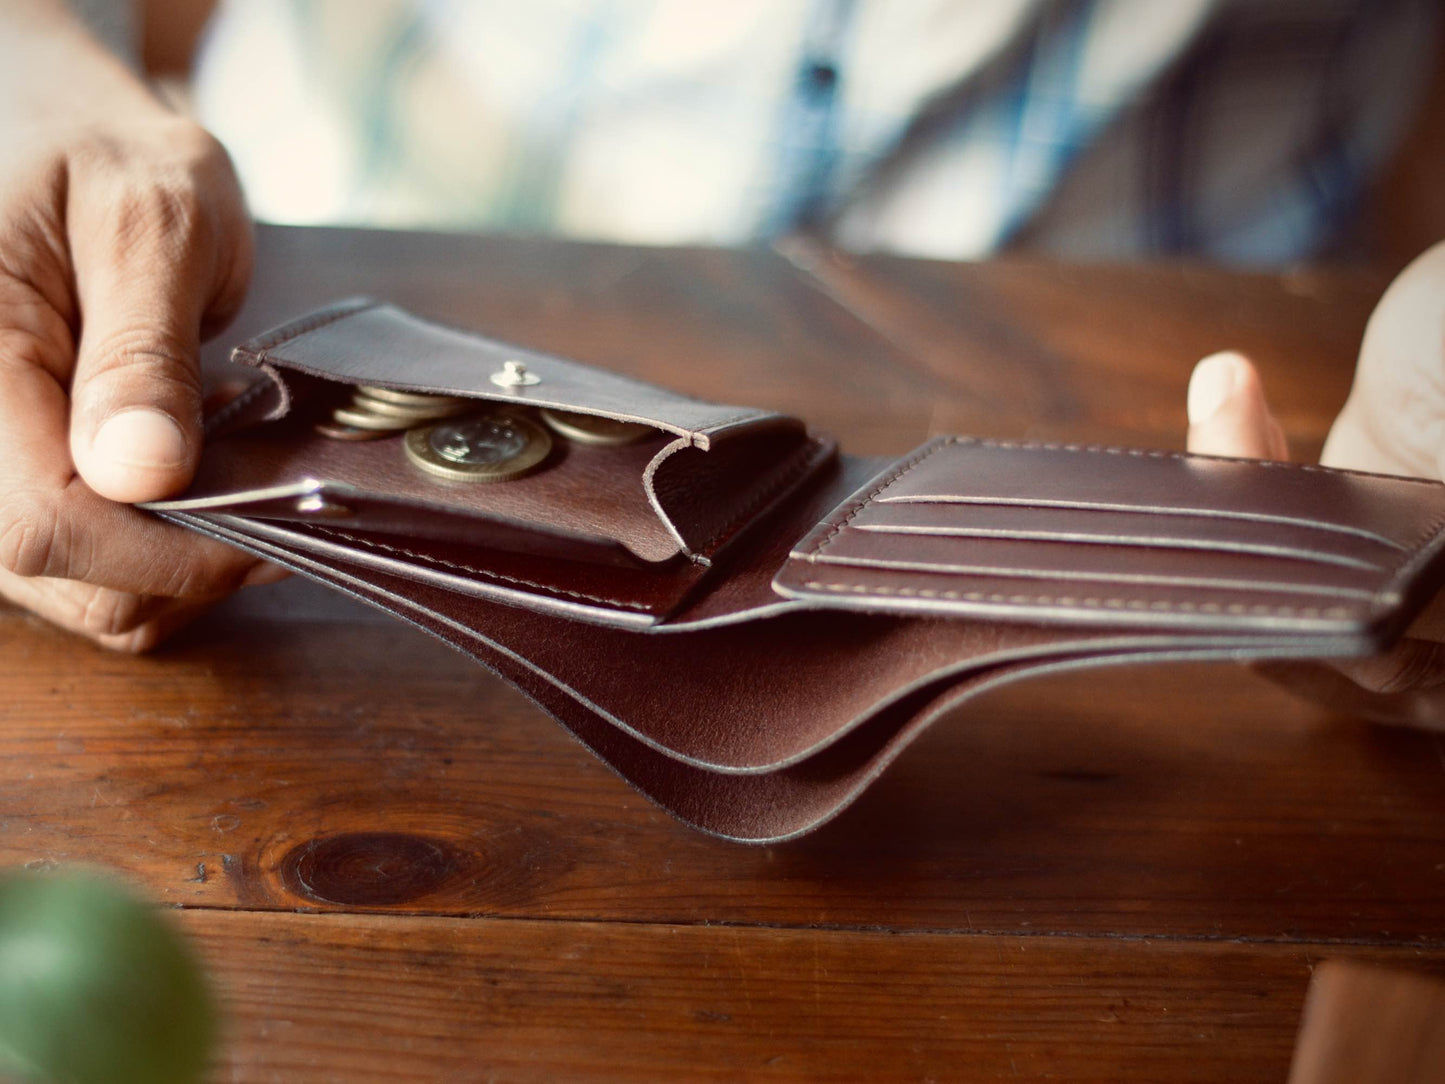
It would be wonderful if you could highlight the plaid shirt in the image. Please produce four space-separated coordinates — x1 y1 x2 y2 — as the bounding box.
194 0 1438 264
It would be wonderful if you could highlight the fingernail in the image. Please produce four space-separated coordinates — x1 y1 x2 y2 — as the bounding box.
92 409 190 470
1187 352 1242 425
241 562 290 588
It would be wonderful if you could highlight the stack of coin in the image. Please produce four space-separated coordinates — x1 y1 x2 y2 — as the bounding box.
538 407 654 446
315 385 473 441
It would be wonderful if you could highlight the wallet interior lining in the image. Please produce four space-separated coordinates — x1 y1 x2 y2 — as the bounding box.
172 409 686 563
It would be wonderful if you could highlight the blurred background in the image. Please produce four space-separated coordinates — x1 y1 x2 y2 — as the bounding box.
87 0 1445 271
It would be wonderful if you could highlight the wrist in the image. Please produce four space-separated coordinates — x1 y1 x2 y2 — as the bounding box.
0 1 162 135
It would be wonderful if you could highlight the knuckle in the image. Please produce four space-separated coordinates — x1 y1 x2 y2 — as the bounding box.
0 165 72 298
0 320 72 382
104 622 163 655
0 489 63 578
109 179 208 255
1365 641 1445 697
167 124 231 177
79 587 146 637
81 323 203 399
69 123 231 253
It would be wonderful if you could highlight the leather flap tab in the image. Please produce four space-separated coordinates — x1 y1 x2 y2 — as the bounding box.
231 298 790 443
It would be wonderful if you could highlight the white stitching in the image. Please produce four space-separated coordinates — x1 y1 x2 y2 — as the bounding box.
797 436 1445 620
308 526 654 613
693 437 828 557
799 581 1349 620
202 379 273 437
241 299 379 356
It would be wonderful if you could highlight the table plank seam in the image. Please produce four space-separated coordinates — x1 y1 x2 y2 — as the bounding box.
158 904 1445 951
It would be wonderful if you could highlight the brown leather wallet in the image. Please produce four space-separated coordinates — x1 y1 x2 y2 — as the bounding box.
147 298 1445 842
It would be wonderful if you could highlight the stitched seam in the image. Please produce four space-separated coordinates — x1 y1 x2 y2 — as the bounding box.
694 438 827 557
798 581 1352 620
798 437 1445 620
964 438 1443 484
804 437 958 560
972 443 1445 615
307 525 652 612
1373 505 1445 610
244 300 770 433
241 299 380 357
202 379 273 437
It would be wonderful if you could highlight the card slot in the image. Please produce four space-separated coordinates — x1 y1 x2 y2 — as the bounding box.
870 439 1444 560
777 437 1445 641
815 531 1380 595
851 501 1404 570
806 552 1379 600
873 494 1407 552
786 564 1366 630
849 522 1383 572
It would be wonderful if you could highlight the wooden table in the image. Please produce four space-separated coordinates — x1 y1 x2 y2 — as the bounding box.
3 226 1441 1082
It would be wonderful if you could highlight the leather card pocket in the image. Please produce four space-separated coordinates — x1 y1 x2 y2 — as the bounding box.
774 437 1445 644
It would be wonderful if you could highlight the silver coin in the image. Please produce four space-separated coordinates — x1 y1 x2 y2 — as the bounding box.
404 411 553 482
539 408 654 447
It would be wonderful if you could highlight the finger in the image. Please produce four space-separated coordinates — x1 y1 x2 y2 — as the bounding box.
1186 351 1290 461
0 474 267 599
0 333 271 598
0 555 287 650
0 286 260 598
97 596 222 654
0 567 153 636
66 133 249 504
1320 241 1445 479
1334 639 1445 697
1255 655 1445 732
0 574 216 654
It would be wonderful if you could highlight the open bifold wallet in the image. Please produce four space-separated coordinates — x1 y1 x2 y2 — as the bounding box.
147 298 1445 842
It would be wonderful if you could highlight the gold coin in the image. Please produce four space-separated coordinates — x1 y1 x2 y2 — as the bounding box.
313 420 392 441
404 411 553 483
358 385 470 408
331 405 417 431
350 392 472 421
539 408 654 446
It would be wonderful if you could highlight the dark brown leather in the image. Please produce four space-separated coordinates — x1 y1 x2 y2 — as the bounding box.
147 300 1445 841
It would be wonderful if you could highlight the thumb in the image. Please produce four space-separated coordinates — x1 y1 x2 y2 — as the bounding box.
69 331 202 504
1185 351 1290 461
68 213 214 505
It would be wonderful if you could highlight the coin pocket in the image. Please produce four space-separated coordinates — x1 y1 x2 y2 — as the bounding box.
167 390 685 567
154 300 835 578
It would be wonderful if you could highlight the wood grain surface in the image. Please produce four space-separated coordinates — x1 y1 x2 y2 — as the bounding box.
178 911 1441 1084
2 225 1437 1081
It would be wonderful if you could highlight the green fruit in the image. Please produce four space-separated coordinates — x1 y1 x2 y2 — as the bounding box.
0 871 214 1084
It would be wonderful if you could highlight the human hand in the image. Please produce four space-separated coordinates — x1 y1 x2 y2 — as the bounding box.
0 3 283 651
1184 242 1445 727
